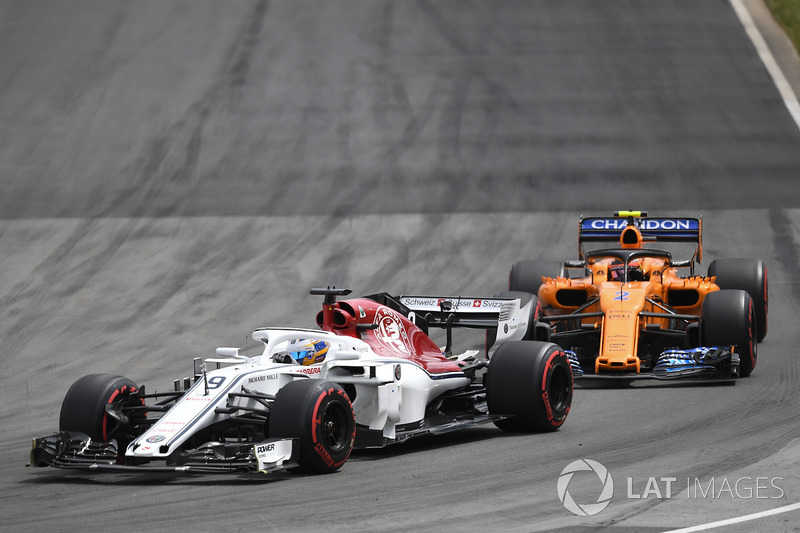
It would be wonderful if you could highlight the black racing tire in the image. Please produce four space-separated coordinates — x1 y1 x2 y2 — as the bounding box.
508 260 565 295
702 289 757 377
485 291 541 355
486 341 572 432
59 374 145 444
707 258 768 342
269 380 356 474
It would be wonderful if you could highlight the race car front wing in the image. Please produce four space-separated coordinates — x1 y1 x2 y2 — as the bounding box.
567 346 739 380
29 431 299 475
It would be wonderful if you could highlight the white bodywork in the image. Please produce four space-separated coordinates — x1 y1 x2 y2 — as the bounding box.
128 328 470 459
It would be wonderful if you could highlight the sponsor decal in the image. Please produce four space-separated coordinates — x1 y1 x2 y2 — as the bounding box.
640 219 697 231
314 442 334 467
295 366 321 375
394 364 401 381
583 219 698 231
439 298 491 310
248 374 277 383
253 439 294 470
541 351 568 426
616 291 630 302
607 310 631 320
543 390 553 422
256 443 275 455
586 219 627 231
402 297 440 307
146 435 166 443
148 425 179 434
374 307 414 354
359 306 366 319
400 297 505 312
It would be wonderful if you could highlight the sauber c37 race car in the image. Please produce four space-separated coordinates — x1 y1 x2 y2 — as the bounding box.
500 211 767 381
29 288 572 475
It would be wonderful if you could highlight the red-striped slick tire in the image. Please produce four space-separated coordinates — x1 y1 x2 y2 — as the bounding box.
59 374 145 447
269 380 356 474
486 341 573 432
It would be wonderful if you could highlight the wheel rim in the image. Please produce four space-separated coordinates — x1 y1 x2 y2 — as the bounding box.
103 388 145 442
548 364 571 414
320 400 351 453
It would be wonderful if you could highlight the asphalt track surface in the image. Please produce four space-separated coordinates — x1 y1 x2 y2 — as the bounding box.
2 1 800 531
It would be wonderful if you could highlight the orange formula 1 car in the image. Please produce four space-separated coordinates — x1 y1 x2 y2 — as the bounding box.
501 211 767 380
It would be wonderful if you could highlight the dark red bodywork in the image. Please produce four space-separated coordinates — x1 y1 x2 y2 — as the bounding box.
317 297 461 374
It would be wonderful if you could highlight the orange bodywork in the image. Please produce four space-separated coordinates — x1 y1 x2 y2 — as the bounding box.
538 215 718 374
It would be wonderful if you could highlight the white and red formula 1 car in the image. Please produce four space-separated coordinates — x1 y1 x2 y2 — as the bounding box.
30 288 572 475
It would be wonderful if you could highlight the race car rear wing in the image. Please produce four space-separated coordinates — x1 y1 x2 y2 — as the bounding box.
397 295 512 328
578 211 703 267
368 293 536 356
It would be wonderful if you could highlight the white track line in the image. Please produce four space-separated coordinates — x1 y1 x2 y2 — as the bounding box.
662 501 800 532
664 7 800 532
729 0 800 131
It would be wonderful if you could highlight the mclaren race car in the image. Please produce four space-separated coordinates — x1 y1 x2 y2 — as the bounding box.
29 288 572 475
500 211 767 381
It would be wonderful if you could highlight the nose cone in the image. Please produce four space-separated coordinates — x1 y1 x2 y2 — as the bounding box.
596 285 646 372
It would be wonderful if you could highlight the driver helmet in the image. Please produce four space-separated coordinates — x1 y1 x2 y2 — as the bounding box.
609 260 642 281
287 339 330 366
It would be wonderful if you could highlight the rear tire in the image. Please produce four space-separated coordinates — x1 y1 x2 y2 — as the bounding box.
708 258 767 342
702 290 757 377
59 374 145 445
509 260 565 294
486 341 572 432
269 380 356 474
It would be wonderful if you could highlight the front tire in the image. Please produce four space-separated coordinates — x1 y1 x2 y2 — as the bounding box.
269 380 356 474
708 258 768 342
702 289 757 377
59 374 145 447
486 341 572 432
